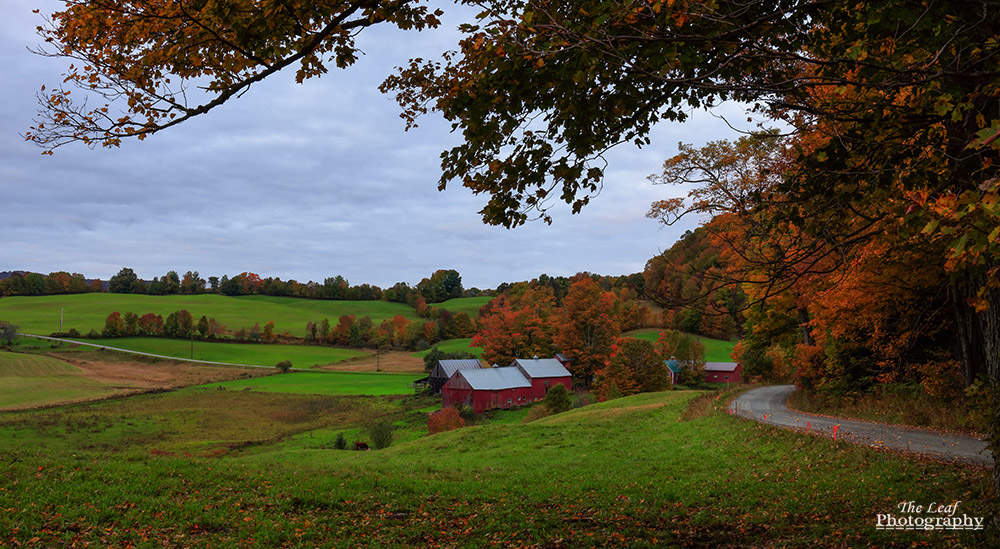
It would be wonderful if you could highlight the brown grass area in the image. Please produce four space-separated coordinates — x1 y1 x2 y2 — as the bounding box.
50 352 268 390
318 350 425 373
678 391 722 422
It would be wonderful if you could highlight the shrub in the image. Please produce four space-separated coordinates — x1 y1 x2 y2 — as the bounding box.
427 407 465 434
544 384 572 414
332 432 347 450
522 404 552 423
0 322 17 345
366 419 395 449
456 404 476 423
276 360 293 373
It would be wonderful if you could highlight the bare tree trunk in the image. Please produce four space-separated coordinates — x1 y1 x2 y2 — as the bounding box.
796 306 814 347
950 267 1000 517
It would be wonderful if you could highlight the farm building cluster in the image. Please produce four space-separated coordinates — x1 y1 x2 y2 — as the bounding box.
425 355 743 414
426 357 572 414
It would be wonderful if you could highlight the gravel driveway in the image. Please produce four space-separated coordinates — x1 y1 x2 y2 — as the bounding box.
730 385 993 467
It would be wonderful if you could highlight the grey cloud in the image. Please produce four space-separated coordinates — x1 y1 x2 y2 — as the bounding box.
2 0 744 289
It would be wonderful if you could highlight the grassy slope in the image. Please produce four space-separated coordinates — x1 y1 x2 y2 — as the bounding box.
435 296 491 316
412 337 483 358
0 390 990 546
80 337 366 368
627 328 736 362
0 293 419 337
0 351 114 409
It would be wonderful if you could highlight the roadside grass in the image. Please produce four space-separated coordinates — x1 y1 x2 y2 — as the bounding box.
411 337 483 359
197 370 424 396
626 328 736 362
0 390 991 547
78 337 367 367
787 385 989 436
0 293 419 337
0 351 115 409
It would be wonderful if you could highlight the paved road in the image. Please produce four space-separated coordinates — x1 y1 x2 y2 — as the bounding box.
730 385 993 467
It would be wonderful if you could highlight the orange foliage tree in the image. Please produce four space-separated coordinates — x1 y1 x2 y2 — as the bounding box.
553 278 621 386
472 284 557 366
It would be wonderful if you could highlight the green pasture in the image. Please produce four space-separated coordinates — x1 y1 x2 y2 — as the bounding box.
198 370 423 396
626 328 736 362
412 337 483 358
0 351 115 409
0 293 419 337
76 337 366 368
0 389 990 546
435 295 491 316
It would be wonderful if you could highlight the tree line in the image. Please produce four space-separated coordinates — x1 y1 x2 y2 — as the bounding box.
0 271 102 296
1 267 484 305
84 305 479 351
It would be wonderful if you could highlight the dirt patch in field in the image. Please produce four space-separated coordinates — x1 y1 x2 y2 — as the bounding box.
317 350 425 374
50 352 269 389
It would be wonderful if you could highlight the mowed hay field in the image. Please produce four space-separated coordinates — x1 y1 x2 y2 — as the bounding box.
0 349 267 410
0 390 992 546
0 293 423 337
0 351 113 409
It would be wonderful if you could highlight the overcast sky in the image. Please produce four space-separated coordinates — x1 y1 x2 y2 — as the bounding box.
1 1 750 290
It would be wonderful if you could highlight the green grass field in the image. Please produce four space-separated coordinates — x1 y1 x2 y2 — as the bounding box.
0 389 990 546
626 328 736 362
412 337 483 358
198 370 424 396
77 337 367 368
435 296 492 316
0 293 419 337
0 351 115 409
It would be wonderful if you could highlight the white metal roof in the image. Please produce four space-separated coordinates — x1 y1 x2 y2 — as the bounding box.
512 358 571 379
457 367 532 390
704 362 740 372
432 359 484 378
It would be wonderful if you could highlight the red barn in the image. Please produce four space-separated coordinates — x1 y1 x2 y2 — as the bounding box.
441 367 534 414
427 358 484 394
511 358 573 401
704 362 743 384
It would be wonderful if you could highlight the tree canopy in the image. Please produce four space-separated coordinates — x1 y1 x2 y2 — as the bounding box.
26 0 442 150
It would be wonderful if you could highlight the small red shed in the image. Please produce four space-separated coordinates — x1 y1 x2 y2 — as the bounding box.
511 358 573 401
441 367 534 414
704 362 743 384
